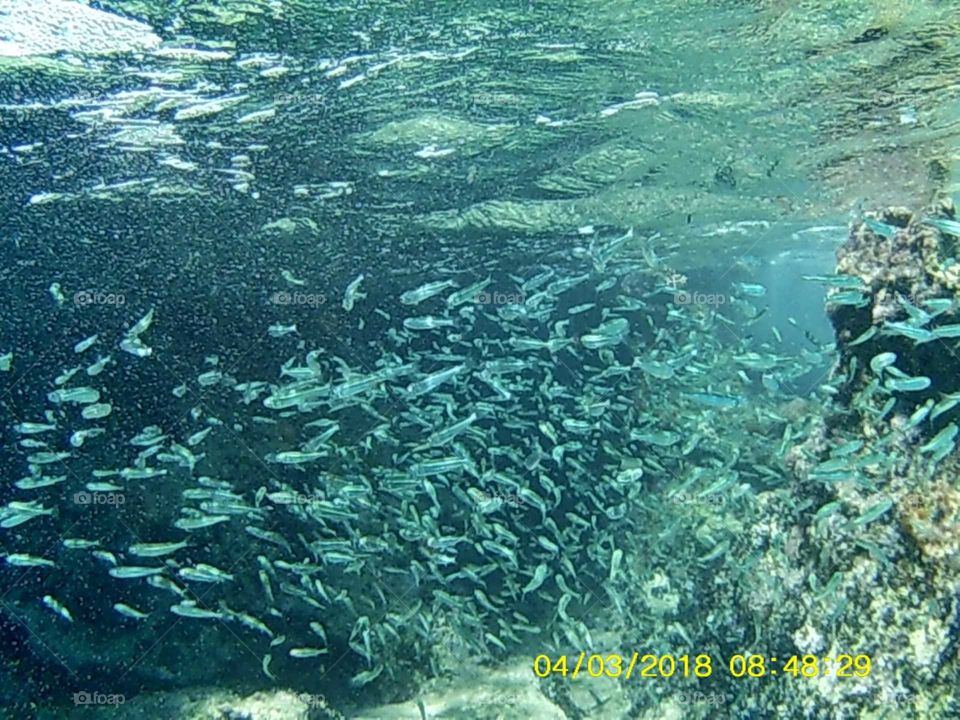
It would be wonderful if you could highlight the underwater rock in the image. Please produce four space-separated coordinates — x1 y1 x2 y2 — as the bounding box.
755 197 960 717
826 197 960 437
53 687 326 720
901 481 960 569
351 659 565 719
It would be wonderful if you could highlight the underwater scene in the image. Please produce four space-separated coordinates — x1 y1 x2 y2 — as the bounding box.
2 1 960 718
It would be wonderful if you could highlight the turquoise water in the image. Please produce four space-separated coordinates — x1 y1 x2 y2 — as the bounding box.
1 2 960 718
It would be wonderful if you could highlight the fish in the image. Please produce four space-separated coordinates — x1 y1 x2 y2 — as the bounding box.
699 540 730 563
405 364 465 397
246 526 294 553
609 548 623 581
814 501 843 522
684 392 745 409
813 458 851 474
187 427 213 446
410 457 472 477
403 316 455 330
120 336 153 357
26 451 72 465
179 564 235 583
86 482 121 492
919 423 958 454
849 326 878 346
127 308 155 337
197 370 224 387
49 282 66 305
330 373 385 400
129 541 190 557
349 664 384 688
120 467 168 480
263 383 329 410
238 107 277 124
423 413 478 448
930 394 960 422
342 273 366 311
882 322 934 344
266 450 327 465
802 274 865 289
589 228 634 271
904 399 935 430
567 302 596 315
447 278 491 307
831 440 864 457
81 403 112 420
9 202 938 697
235 612 274 637
884 376 931 393
630 429 680 446
14 422 57 435
109 566 166 579
869 352 898 374
174 515 230 531
826 290 869 307
896 294 932 326
732 282 766 297
612 464 644 485
922 298 954 316
400 279 457 305
63 539 99 550
5 553 56 568
268 323 298 338
42 595 73 622
863 217 897 238
130 426 166 446
91 551 118 566
281 269 305 286
850 499 893 527
114 603 150 620
289 647 327 658
19 439 49 449
922 217 960 237
562 419 593 434
546 273 590 296
932 324 960 339
170 602 224 619
47 387 100 404
73 334 99 353
634 360 675 379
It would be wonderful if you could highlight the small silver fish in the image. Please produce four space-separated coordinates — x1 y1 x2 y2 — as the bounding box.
42 595 73 622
